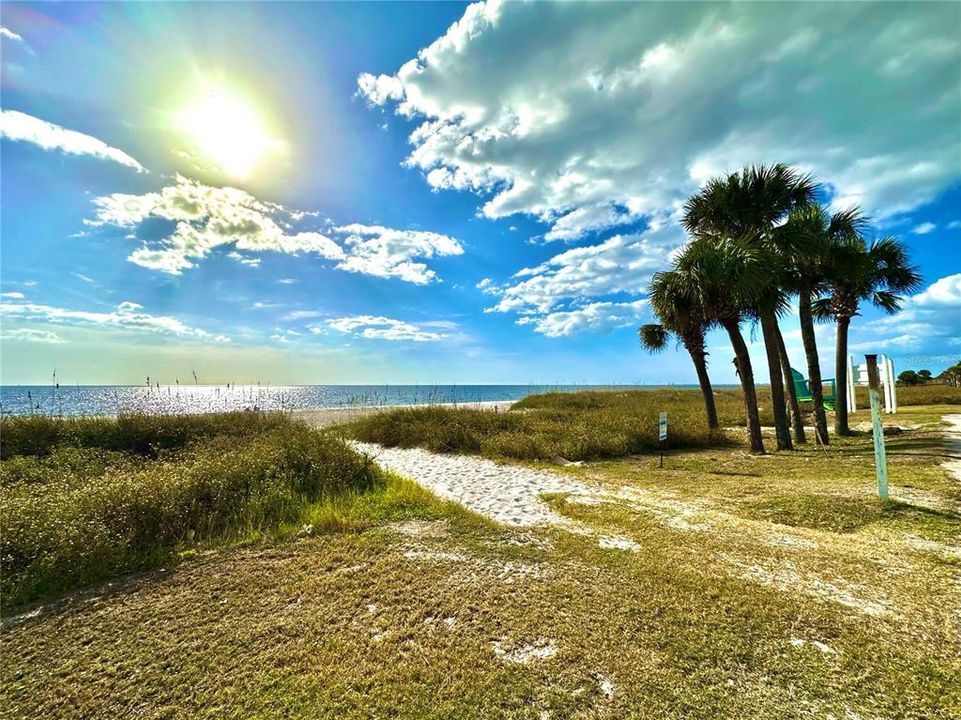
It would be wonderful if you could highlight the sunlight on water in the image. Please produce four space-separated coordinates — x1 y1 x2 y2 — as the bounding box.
0 384 678 417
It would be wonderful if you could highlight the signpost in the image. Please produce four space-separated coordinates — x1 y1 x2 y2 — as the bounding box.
865 354 889 499
659 411 667 468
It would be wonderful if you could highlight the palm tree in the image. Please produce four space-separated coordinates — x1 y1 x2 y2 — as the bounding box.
639 270 718 430
684 164 817 450
813 235 921 435
775 322 806 446
674 235 770 453
782 205 868 444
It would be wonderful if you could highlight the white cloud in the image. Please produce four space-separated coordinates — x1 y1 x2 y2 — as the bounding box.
912 273 961 306
0 299 230 343
1 27 23 42
521 299 649 337
226 251 261 267
324 315 448 342
485 224 681 315
947 220 961 230
333 223 463 284
0 328 64 344
850 273 961 356
0 110 145 172
543 204 639 242
88 176 460 283
283 310 325 322
360 2 959 235
250 302 284 310
0 292 25 299
911 222 936 235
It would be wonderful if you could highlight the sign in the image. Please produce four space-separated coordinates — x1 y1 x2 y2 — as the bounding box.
659 412 667 442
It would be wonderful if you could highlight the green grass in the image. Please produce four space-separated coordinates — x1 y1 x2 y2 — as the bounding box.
856 383 961 406
0 412 381 609
743 495 958 534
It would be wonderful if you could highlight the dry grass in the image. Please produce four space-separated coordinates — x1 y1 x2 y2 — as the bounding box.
344 386 961 462
343 388 762 461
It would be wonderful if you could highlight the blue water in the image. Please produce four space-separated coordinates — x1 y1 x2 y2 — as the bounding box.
0 384 685 417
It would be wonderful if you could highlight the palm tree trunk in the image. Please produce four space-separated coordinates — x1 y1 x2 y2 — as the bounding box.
687 344 718 430
798 285 829 445
834 315 852 435
723 319 765 453
776 325 806 444
760 311 793 450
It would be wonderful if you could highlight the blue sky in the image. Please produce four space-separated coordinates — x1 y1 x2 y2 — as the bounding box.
1 1 959 386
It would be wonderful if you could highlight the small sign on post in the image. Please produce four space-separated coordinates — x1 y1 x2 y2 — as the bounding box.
658 411 667 468
865 354 889 499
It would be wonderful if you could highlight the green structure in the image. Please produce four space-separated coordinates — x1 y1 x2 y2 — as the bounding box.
790 368 837 410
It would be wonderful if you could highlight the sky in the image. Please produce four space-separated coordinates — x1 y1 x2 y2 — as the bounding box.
1 1 959 386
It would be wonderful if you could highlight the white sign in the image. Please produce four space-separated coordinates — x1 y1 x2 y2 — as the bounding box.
659 411 668 442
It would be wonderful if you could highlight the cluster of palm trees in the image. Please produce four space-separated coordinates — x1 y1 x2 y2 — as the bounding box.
639 164 921 454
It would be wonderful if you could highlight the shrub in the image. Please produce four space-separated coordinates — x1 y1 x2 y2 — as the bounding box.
1 413 378 608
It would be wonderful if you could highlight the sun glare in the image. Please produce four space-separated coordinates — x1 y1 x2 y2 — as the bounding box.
177 86 273 178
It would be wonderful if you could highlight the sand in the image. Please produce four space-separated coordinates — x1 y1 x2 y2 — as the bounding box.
349 440 587 527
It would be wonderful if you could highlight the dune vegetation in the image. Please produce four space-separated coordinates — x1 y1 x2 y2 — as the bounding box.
0 412 386 609
344 389 748 461
344 385 961 462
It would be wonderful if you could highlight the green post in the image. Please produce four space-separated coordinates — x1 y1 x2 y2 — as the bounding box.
865 354 889 499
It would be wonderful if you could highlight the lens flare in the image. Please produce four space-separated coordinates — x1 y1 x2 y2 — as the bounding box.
176 86 273 178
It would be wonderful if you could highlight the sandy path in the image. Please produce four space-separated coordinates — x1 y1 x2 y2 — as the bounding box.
349 441 589 527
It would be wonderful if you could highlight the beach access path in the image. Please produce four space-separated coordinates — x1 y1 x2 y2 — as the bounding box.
349 441 587 527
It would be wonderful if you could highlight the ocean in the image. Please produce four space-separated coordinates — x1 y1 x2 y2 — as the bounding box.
0 384 695 417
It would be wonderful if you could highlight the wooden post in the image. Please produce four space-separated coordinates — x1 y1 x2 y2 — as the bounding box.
865 354 889 499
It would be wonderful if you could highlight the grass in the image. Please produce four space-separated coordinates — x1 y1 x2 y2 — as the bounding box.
0 410 298 459
344 385 961 463
343 388 760 461
0 412 381 609
857 383 961 407
2 399 959 718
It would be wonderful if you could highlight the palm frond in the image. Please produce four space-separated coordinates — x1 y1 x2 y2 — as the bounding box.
638 324 670 353
870 290 903 314
810 296 835 322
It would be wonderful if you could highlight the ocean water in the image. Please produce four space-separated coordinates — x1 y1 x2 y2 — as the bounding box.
0 384 682 417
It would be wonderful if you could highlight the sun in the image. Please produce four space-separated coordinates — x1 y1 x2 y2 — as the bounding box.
176 86 273 178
